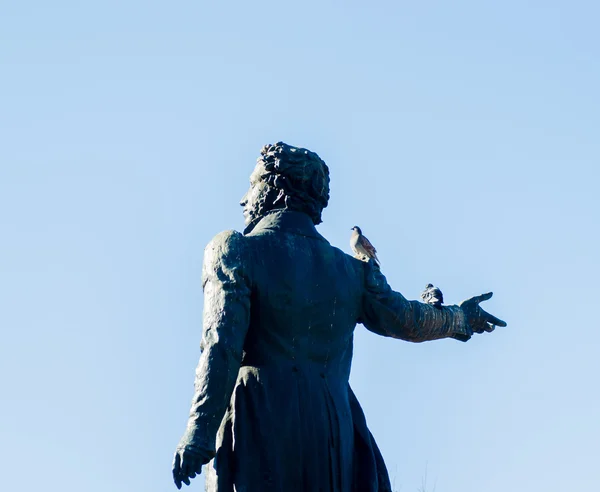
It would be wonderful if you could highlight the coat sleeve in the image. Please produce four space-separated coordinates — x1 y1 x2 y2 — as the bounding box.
358 260 473 343
178 230 251 459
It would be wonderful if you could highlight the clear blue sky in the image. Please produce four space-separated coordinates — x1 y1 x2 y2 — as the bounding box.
1 1 599 491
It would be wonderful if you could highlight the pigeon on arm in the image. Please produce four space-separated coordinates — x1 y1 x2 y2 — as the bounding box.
421 283 444 308
359 262 506 343
419 285 502 334
350 226 380 265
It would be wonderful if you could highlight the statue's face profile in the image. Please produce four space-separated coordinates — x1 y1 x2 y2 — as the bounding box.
240 162 271 226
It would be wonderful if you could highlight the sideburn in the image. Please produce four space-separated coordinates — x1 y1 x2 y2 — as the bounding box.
243 185 283 234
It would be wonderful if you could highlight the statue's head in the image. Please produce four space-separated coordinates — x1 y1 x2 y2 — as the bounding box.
240 142 330 229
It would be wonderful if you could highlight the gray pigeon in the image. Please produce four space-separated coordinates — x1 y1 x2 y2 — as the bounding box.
420 283 444 308
350 226 380 265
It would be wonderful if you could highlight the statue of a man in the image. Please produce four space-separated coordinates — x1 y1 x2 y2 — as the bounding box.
173 142 506 491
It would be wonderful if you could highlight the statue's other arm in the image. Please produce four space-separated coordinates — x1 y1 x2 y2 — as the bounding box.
174 231 251 480
359 261 504 343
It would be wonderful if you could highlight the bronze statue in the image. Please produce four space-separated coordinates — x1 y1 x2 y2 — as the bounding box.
172 142 506 491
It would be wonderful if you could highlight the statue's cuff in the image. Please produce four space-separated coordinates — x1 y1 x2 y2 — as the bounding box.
448 306 472 342
179 422 217 461
176 442 216 463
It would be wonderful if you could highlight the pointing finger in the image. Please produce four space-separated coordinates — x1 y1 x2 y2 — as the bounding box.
481 310 507 327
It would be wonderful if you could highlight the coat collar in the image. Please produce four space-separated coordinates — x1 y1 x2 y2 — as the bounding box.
245 210 328 242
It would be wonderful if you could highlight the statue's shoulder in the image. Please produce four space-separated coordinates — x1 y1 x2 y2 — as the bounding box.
330 244 365 265
204 230 248 261
329 244 370 277
207 229 245 247
202 230 251 287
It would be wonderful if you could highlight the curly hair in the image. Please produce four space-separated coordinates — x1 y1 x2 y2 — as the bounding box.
256 142 330 225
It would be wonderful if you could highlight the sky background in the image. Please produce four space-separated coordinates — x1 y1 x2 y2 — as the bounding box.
1 1 599 491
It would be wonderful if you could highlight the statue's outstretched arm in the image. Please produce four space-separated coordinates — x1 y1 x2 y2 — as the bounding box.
359 261 506 343
173 231 251 489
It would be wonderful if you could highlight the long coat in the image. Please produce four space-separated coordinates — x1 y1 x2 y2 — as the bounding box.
182 210 471 491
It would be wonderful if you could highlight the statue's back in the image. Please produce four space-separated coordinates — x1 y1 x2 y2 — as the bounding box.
242 212 364 372
206 210 365 491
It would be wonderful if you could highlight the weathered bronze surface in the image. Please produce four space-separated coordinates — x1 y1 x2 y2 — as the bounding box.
172 142 506 491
